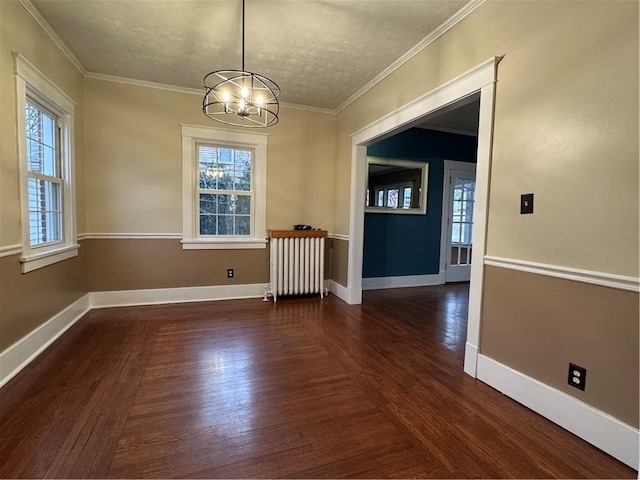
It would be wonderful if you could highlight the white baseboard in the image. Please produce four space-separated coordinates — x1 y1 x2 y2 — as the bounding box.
0 294 90 388
476 354 639 470
90 283 267 308
329 280 350 304
439 269 446 284
463 342 478 377
362 273 441 290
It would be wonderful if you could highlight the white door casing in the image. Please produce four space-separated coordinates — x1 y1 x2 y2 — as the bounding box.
348 57 500 378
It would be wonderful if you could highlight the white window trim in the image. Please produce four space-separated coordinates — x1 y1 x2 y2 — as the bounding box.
14 53 78 273
180 124 268 249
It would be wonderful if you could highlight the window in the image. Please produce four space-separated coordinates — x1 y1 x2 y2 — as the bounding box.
181 124 267 249
402 187 412 208
198 144 252 236
14 53 77 273
26 101 62 246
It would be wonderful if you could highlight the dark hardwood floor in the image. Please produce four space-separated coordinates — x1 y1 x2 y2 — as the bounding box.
0 284 635 478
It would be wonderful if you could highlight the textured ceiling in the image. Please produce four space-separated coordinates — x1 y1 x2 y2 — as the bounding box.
30 0 471 110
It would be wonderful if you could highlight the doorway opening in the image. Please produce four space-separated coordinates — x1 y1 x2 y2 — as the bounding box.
347 57 500 377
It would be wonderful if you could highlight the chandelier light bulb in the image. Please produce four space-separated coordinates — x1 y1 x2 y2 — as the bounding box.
241 86 250 98
222 91 231 102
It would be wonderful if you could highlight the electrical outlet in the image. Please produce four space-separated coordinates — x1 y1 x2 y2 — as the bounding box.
520 193 534 214
227 268 234 278
568 363 586 391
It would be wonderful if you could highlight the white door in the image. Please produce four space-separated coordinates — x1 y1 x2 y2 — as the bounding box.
445 170 476 283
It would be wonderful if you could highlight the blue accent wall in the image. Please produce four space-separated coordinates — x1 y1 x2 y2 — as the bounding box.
363 128 477 278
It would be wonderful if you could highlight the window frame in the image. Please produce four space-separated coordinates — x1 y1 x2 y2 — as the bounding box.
14 53 78 273
181 124 268 249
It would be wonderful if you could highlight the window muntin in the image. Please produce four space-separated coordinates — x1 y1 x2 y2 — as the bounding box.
26 101 63 247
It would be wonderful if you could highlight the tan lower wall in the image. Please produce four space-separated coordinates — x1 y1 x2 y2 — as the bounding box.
329 238 349 287
86 239 270 292
480 265 639 428
0 242 88 350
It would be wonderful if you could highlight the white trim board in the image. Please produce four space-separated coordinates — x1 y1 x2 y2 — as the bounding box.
362 274 440 291
476 354 639 470
0 294 90 389
328 233 350 242
329 280 350 304
0 244 22 258
484 256 640 293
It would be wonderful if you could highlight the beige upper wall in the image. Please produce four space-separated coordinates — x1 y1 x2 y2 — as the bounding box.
334 0 639 277
84 79 336 235
0 0 86 246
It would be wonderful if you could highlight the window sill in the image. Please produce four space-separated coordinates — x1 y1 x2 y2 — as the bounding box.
181 239 267 250
20 243 80 273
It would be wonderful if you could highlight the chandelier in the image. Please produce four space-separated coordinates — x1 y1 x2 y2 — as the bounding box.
202 0 280 128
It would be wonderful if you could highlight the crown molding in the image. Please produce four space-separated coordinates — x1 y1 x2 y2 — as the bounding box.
85 72 334 115
17 0 87 76
335 0 487 114
19 0 487 118
85 72 203 95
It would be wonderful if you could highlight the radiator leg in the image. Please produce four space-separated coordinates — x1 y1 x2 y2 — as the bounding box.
263 285 270 302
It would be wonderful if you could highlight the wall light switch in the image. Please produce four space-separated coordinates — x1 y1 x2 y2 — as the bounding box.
520 193 534 214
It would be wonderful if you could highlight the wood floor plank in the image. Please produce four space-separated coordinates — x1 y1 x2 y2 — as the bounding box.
0 286 635 478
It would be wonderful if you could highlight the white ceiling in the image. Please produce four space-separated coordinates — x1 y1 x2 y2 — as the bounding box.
417 94 480 135
29 0 473 111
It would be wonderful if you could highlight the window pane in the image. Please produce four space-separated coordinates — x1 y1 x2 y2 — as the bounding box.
234 171 251 192
461 223 472 245
26 102 57 176
218 148 233 164
217 194 234 214
235 215 250 235
217 167 234 190
234 149 252 191
387 189 399 208
217 215 234 235
464 180 475 200
377 190 384 206
200 215 217 235
235 150 251 172
28 178 62 245
43 145 56 177
451 223 461 244
27 139 42 173
42 113 55 147
26 103 42 142
235 195 250 215
199 193 216 214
